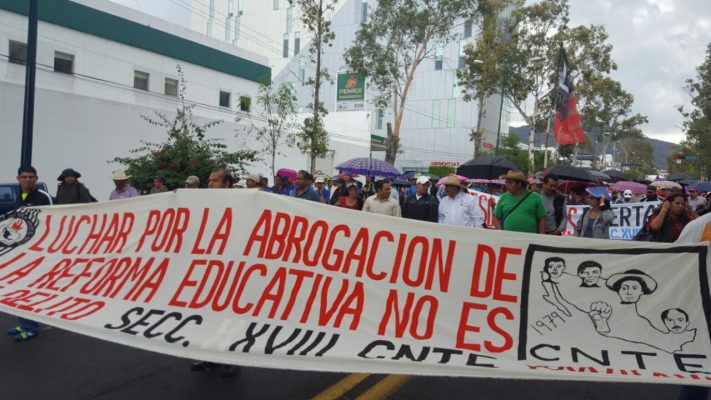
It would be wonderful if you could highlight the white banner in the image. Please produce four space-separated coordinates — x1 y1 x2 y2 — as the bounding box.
0 190 709 386
469 190 660 239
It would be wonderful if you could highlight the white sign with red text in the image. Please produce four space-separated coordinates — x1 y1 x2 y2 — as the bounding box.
0 191 708 386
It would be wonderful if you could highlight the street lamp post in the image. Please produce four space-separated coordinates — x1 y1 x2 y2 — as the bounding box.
20 0 39 167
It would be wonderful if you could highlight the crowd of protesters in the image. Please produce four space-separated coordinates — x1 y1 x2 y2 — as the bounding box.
12 164 711 244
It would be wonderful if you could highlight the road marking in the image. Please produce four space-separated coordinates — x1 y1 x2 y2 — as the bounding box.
354 375 411 400
311 373 371 400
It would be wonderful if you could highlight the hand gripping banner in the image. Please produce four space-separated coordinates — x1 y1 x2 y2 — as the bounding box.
0 190 709 387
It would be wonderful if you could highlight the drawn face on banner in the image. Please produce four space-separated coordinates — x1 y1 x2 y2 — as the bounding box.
546 260 566 279
663 309 690 334
617 278 644 303
578 265 602 287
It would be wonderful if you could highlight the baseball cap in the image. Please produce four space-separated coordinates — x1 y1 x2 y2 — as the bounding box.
623 189 632 198
315 176 325 183
416 176 430 185
245 172 262 183
184 175 200 185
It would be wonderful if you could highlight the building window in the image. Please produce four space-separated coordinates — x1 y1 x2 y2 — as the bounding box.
361 0 368 22
219 91 231 108
240 95 251 112
299 56 306 82
283 33 289 58
434 43 444 71
8 40 27 65
376 109 384 130
464 20 473 38
225 16 233 41
165 78 178 97
294 32 301 55
273 0 279 10
227 0 234 15
286 6 293 33
134 70 149 91
54 51 74 74
458 40 473 69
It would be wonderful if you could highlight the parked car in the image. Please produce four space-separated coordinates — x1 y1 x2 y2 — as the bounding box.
0 182 51 215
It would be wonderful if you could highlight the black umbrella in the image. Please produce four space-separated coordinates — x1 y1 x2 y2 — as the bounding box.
603 169 629 182
667 173 693 182
546 165 595 182
588 170 611 181
392 178 411 187
457 156 518 179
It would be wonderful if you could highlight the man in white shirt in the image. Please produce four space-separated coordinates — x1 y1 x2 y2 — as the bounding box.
687 189 706 212
438 174 483 228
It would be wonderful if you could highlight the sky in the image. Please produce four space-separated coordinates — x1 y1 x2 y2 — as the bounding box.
565 0 711 143
108 0 711 144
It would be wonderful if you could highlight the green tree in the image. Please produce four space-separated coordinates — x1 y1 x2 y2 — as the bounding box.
459 0 646 172
428 165 455 177
344 0 472 164
679 42 711 180
497 134 527 173
289 0 337 174
618 137 654 170
576 76 648 168
245 82 300 178
457 0 518 157
666 143 699 178
112 66 257 191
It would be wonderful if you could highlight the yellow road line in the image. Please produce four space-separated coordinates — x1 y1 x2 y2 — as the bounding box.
354 375 411 400
311 373 371 400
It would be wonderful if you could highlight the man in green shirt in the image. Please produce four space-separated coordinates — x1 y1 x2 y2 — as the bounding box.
493 170 546 234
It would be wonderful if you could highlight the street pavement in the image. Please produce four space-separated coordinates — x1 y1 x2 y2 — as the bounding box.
0 312 704 400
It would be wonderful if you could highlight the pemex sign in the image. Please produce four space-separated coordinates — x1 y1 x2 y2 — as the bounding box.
337 73 365 111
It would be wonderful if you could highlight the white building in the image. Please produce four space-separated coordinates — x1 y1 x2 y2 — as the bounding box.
189 0 512 173
1 0 371 199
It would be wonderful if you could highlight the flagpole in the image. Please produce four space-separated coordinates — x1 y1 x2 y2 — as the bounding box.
547 43 564 167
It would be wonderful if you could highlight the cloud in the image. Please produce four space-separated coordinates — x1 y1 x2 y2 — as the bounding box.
566 0 711 144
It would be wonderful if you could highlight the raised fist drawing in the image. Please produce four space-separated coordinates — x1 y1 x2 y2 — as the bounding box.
588 302 612 333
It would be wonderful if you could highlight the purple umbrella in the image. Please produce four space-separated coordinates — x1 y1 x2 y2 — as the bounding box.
610 181 647 194
336 157 401 178
276 168 298 180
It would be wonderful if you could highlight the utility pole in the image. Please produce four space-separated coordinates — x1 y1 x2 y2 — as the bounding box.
21 0 38 167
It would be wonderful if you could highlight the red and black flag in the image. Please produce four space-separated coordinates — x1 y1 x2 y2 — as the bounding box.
553 44 585 145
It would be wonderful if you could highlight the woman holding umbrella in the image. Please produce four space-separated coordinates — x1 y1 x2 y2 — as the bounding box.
575 187 615 239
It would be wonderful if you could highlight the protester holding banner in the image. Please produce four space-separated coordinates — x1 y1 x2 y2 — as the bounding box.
575 187 614 239
336 183 363 210
7 166 52 341
493 170 546 233
438 174 482 227
402 176 438 223
363 179 401 217
646 192 695 242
